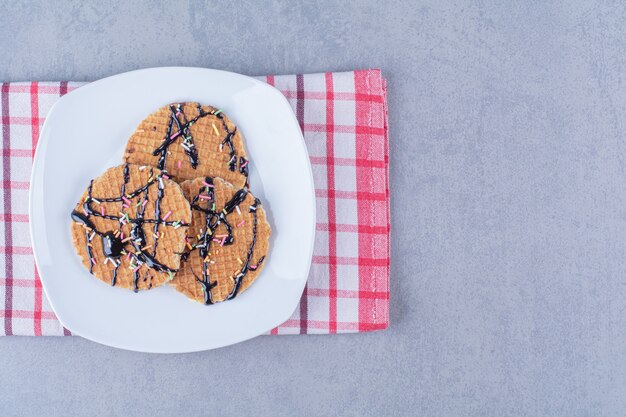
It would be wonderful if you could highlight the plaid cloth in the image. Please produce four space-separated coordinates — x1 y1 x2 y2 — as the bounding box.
0 69 390 336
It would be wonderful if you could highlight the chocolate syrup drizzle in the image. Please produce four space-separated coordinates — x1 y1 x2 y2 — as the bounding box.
71 163 188 292
151 104 248 183
186 177 265 304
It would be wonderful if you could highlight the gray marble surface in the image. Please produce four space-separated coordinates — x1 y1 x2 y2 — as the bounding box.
2 1 626 416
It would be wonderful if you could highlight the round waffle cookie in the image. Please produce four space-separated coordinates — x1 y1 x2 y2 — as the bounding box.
170 177 271 304
123 102 249 187
70 163 191 291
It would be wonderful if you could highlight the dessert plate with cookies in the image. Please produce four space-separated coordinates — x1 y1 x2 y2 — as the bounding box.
29 67 315 352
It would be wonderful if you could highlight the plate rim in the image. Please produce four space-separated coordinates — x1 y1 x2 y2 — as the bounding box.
29 66 316 352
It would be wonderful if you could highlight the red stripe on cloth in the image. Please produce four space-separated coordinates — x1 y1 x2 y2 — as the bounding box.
0 310 57 320
31 83 43 336
296 74 308 334
0 213 28 222
325 72 338 333
31 82 39 156
302 123 385 136
5 84 64 94
1 180 29 189
33 268 42 336
278 90 384 103
0 278 38 287
3 116 44 126
2 149 33 157
382 76 391 328
3 119 382 134
2 83 13 336
0 246 33 255
316 223 387 234
315 189 387 201
354 70 389 331
306 288 389 299
309 156 386 168
278 319 386 332
313 255 388 267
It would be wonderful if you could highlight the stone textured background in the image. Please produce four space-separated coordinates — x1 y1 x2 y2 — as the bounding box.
2 1 626 416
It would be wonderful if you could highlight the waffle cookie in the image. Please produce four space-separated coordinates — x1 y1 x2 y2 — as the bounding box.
170 177 270 304
70 163 191 292
123 103 249 188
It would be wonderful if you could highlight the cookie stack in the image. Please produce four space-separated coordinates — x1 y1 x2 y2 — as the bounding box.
70 103 271 305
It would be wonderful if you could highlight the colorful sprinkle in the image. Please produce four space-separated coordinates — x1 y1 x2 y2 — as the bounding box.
122 203 130 209
100 206 105 216
240 160 248 169
162 174 169 180
198 194 211 200
126 252 132 260
212 123 219 135
162 210 172 221
169 130 181 140
235 206 241 215
92 198 101 204
122 196 132 205
202 180 214 188
142 200 148 207
133 265 141 273
177 161 182 169
237 257 243 265
237 220 245 227
214 109 222 116
91 257 97 265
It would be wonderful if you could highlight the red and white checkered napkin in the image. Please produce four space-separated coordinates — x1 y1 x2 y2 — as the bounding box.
0 69 389 336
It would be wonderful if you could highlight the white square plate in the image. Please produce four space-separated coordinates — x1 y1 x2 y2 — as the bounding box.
29 67 315 353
